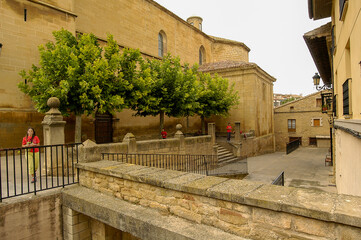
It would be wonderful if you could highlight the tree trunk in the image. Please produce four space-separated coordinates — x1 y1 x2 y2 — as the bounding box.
186 116 189 134
75 114 82 143
159 111 165 138
201 115 205 135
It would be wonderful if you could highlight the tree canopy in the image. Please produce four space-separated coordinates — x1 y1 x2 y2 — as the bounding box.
18 29 144 142
19 29 240 141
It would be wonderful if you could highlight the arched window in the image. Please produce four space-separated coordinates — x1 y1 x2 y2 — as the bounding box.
158 33 163 57
199 46 206 65
158 31 167 57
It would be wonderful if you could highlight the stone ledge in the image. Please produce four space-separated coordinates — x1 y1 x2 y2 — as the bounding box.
76 161 361 228
62 186 249 240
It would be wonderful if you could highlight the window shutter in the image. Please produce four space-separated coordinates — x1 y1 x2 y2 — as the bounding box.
342 79 349 115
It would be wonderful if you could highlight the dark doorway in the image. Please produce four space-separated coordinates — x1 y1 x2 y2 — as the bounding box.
309 137 317 146
95 113 113 144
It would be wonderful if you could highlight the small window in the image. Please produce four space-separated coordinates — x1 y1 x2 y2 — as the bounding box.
313 119 321 127
290 106 294 111
288 119 296 132
316 98 322 107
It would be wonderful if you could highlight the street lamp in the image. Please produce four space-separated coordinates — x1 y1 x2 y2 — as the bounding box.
313 72 332 91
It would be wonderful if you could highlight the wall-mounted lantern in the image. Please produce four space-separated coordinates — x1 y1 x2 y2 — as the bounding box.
313 72 332 91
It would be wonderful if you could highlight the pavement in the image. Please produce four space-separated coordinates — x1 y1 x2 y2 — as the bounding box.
243 147 336 193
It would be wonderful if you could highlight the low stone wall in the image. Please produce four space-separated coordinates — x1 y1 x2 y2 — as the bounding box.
241 133 275 157
76 161 361 240
79 135 214 163
0 190 63 240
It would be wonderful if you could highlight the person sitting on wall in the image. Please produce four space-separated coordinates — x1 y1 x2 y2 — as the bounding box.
226 123 232 142
161 129 167 139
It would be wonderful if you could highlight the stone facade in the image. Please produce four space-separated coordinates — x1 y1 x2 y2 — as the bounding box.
0 0 275 148
274 92 331 151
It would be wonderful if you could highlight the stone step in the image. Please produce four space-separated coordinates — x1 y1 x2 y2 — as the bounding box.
215 144 239 166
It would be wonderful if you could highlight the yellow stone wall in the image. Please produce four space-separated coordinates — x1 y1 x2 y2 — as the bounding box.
274 92 331 151
0 0 271 148
0 0 76 109
207 66 275 138
332 1 361 119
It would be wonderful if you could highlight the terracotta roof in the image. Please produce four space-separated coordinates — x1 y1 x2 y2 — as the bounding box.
198 61 256 72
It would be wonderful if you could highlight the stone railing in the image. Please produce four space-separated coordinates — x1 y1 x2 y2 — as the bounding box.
74 160 361 240
79 125 215 163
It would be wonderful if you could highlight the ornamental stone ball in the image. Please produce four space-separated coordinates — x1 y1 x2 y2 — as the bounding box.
176 124 182 130
47 97 60 109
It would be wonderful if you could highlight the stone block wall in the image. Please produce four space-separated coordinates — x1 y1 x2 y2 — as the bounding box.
76 161 361 240
79 135 213 163
0 190 63 240
241 134 275 157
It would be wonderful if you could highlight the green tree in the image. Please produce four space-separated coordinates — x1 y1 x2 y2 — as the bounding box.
132 54 199 135
18 29 141 142
196 73 239 134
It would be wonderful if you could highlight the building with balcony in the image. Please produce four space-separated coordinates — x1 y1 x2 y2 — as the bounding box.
305 0 361 196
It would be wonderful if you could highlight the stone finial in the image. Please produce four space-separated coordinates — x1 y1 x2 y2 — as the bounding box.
123 133 135 142
175 124 183 137
46 97 61 115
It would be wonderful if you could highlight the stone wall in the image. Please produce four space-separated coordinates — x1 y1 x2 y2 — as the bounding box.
79 134 214 163
75 161 361 240
241 134 275 157
0 190 63 240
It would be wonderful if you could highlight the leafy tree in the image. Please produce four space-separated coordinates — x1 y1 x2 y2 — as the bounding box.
132 54 199 135
281 97 298 105
18 29 142 142
195 73 239 134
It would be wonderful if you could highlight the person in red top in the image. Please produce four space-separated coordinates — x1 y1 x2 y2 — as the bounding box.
226 123 232 142
161 129 167 139
22 127 40 183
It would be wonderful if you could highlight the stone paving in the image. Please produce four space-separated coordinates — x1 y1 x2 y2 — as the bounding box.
243 147 336 193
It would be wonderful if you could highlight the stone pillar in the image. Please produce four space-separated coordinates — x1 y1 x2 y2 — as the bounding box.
208 123 216 145
235 122 241 143
42 97 66 145
174 124 185 155
42 97 66 176
63 207 91 240
123 133 137 153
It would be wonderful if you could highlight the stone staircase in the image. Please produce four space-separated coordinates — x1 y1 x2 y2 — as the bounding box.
215 144 239 166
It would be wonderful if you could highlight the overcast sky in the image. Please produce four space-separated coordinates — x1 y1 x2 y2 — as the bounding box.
153 0 330 96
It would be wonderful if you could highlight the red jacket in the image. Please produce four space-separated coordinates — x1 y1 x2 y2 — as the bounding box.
226 125 232 133
161 131 167 139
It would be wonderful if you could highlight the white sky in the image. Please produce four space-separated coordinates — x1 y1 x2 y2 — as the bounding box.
153 0 331 96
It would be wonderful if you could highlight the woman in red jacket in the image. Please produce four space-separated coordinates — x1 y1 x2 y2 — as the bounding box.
22 127 40 183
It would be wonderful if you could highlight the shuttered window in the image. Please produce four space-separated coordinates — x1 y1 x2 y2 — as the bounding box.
342 79 349 115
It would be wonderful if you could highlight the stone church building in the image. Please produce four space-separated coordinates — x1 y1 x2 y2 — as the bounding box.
0 0 275 151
